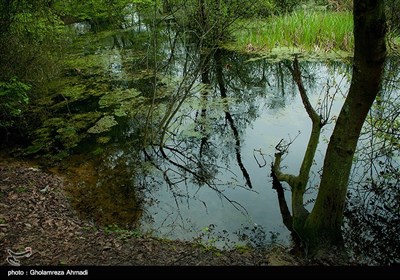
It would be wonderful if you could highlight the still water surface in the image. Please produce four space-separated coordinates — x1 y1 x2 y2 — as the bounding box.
59 19 381 249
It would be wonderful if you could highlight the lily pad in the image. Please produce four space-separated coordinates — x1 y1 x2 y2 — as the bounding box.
87 115 118 134
99 88 145 117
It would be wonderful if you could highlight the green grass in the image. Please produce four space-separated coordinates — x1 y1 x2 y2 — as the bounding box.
227 10 353 55
103 224 142 240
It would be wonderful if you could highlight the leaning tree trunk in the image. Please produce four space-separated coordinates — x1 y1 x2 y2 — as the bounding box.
302 0 387 259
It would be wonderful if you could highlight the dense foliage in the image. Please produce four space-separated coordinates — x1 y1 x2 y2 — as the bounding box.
53 0 154 26
0 0 64 131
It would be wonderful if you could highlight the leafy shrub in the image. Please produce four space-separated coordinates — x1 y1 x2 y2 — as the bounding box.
0 78 30 118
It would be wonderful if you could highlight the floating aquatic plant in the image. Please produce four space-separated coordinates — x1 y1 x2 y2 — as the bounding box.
87 115 118 134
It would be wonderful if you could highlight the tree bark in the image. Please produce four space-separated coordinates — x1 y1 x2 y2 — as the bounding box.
302 0 387 259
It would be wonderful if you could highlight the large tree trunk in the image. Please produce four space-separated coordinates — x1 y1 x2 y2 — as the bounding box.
301 0 387 259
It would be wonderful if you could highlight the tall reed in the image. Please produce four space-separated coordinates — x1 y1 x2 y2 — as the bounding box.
229 10 353 54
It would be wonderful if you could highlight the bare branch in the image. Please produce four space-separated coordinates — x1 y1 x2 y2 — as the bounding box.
271 163 293 231
272 151 298 189
253 149 267 168
158 146 249 216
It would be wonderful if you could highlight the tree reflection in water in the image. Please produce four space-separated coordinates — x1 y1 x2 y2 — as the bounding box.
344 58 400 265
